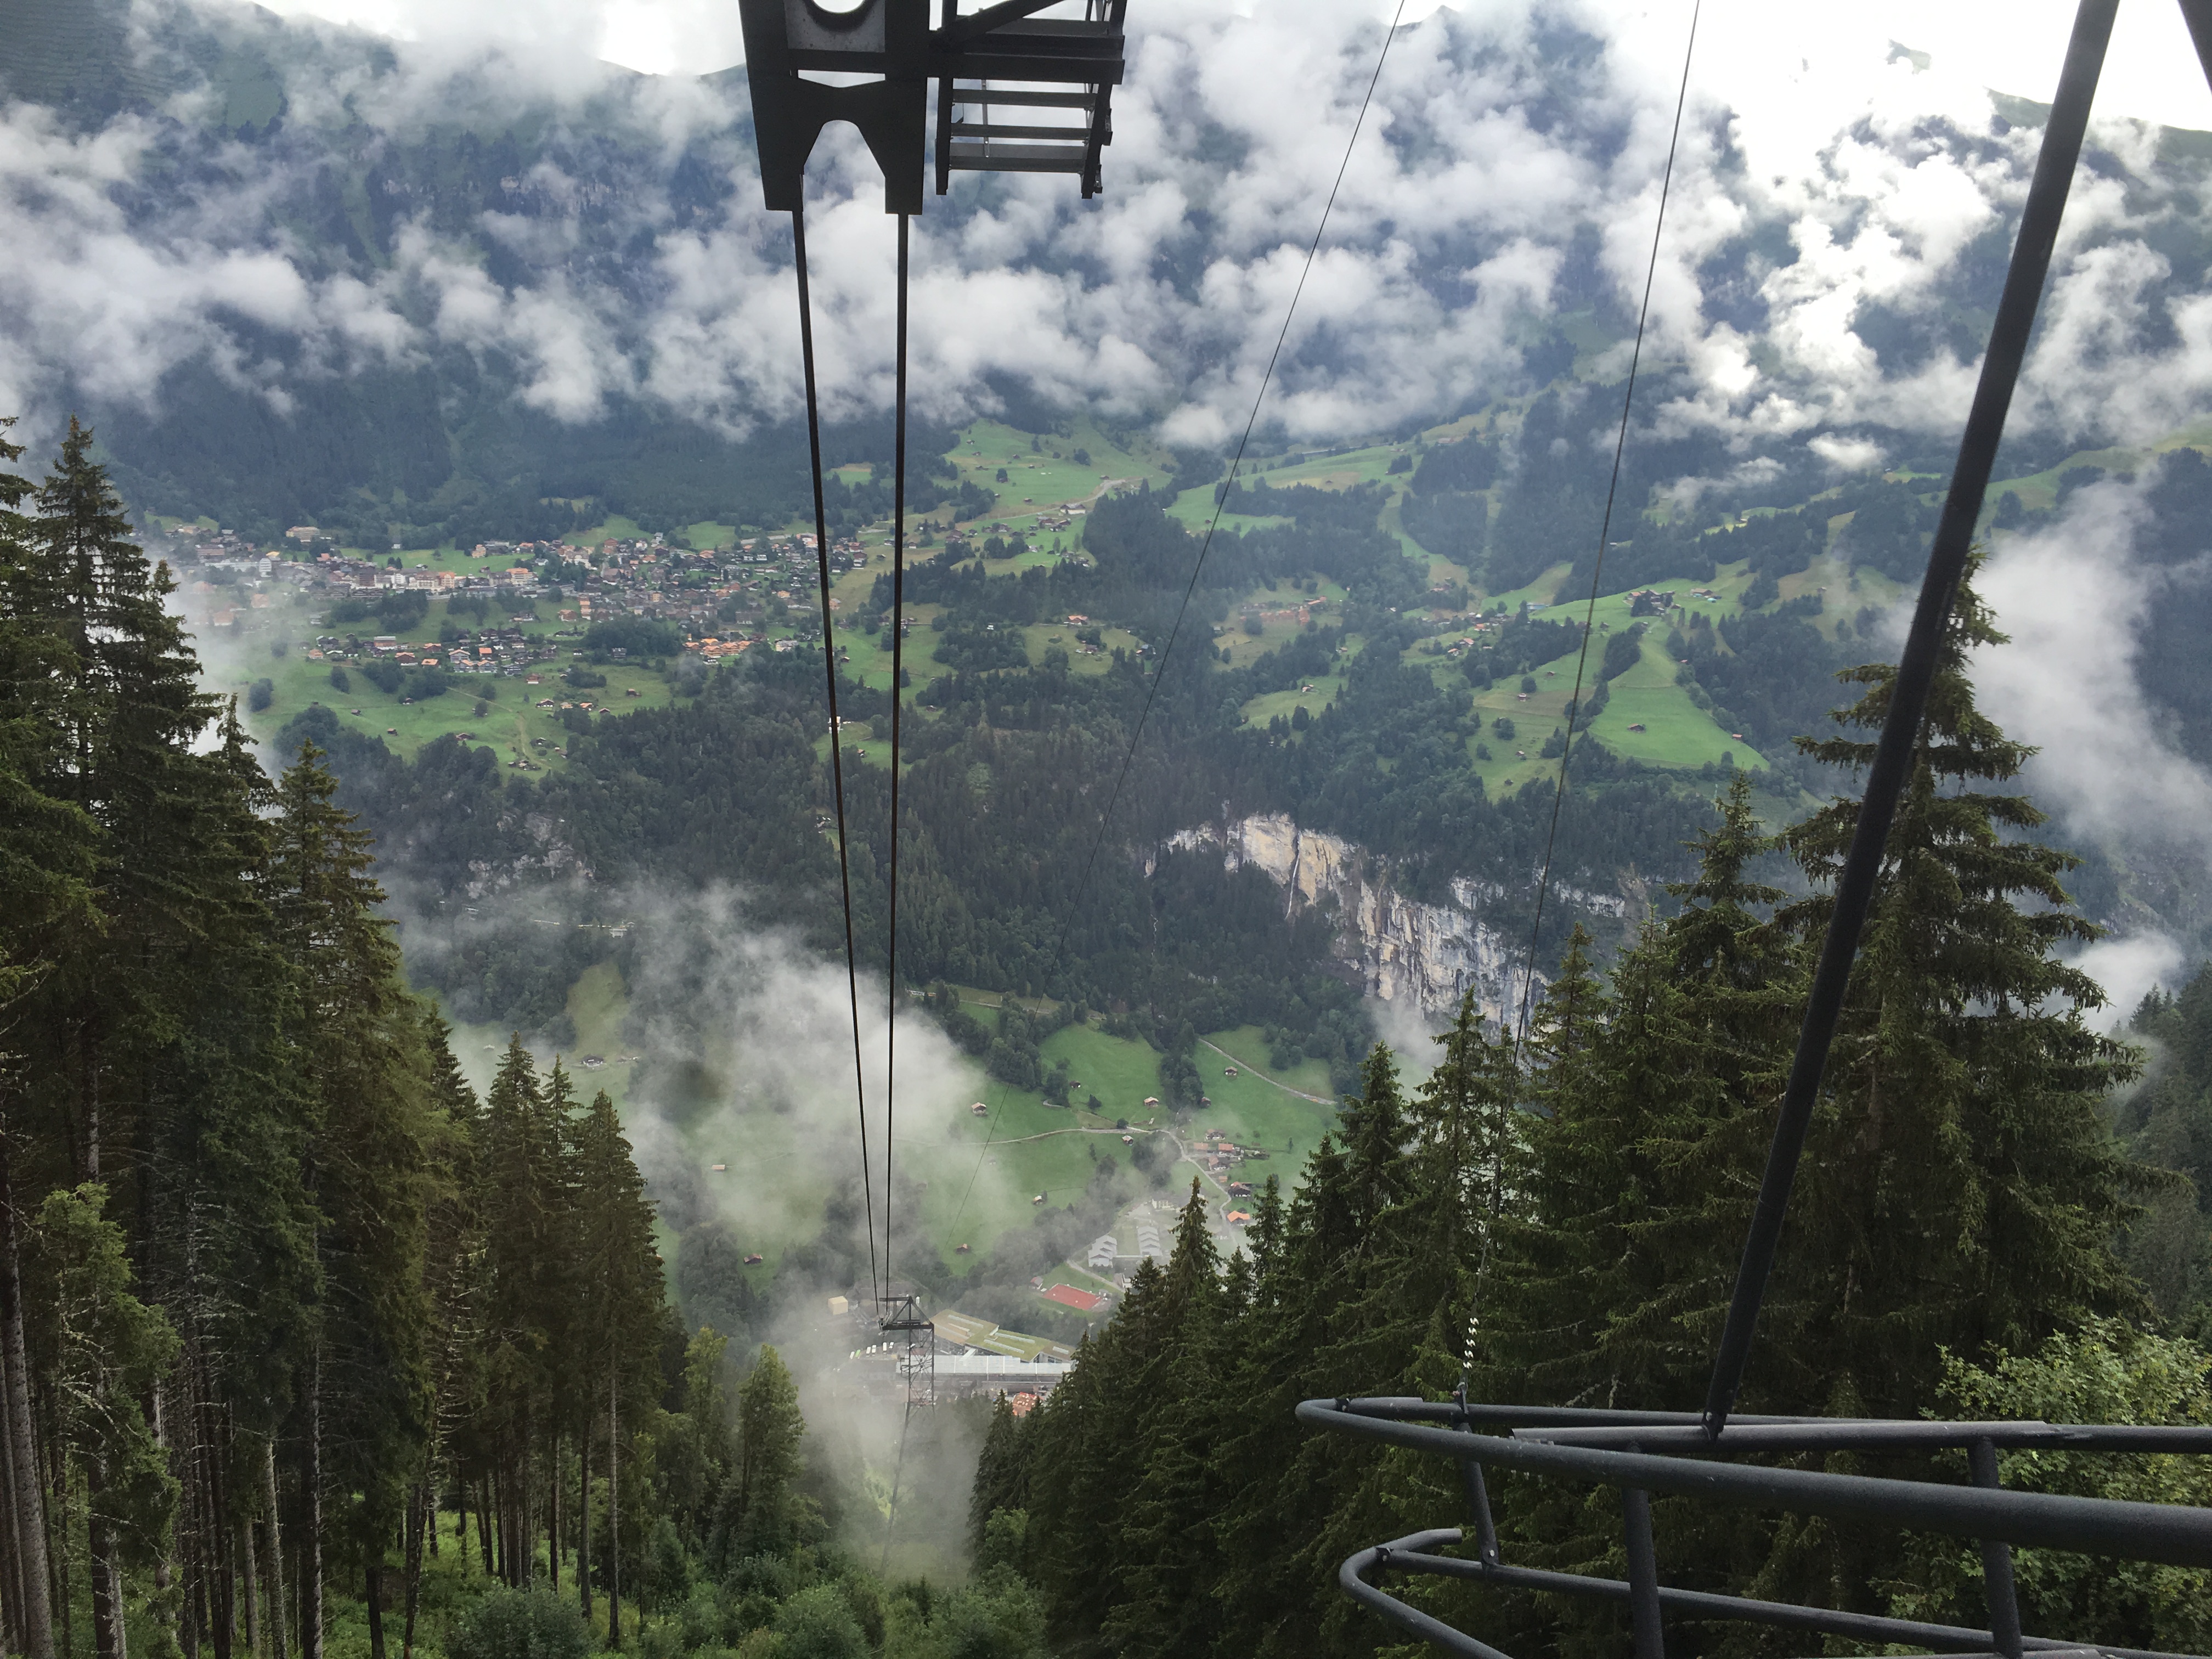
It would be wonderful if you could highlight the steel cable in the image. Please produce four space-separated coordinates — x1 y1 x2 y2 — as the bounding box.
792 201 883 1310
885 212 911 1301
944 0 1411 1245
1512 1 1700 1046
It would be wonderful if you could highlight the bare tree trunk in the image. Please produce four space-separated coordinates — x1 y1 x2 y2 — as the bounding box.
474 1481 492 1579
546 1427 558 1595
1 1363 23 1658
364 1559 384 1659
0 1140 55 1659
262 1440 287 1659
178 1403 200 1659
200 1395 233 1659
605 1361 619 1652
577 1421 591 1624
400 1481 424 1659
238 1515 261 1659
88 1502 126 1659
151 1382 176 1658
78 1025 100 1184
300 1352 322 1659
518 1443 534 1589
44 1402 75 1659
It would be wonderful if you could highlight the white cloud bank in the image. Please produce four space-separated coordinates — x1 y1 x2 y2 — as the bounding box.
10 0 2212 459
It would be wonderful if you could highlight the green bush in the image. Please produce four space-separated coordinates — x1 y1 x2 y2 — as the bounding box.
445 1588 589 1659
773 1587 866 1659
328 665 351 693
247 678 274 712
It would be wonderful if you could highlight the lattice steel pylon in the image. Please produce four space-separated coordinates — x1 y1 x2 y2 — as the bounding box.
880 1291 935 1411
1309 3 2212 1656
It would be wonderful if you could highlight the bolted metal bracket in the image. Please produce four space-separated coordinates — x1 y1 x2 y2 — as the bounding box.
736 0 1127 215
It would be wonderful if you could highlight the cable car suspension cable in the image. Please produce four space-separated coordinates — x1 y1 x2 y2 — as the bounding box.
885 212 911 1301
793 201 884 1311
1513 0 1700 1048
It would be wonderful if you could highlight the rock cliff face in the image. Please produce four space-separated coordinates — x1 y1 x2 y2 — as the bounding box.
1163 812 1536 1020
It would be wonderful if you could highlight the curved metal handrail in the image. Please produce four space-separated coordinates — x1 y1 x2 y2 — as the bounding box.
1305 1400 2212 1659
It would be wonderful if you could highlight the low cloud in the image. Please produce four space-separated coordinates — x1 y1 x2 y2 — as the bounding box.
1974 474 2212 851
7 0 2212 465
1972 469 2212 1007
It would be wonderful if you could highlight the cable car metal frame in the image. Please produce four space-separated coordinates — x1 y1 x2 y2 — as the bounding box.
1307 3 2212 1655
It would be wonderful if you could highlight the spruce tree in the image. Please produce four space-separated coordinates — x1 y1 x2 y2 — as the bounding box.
269 744 437 1655
968 1395 1028 1553
1767 570 2146 1418
20 1185 180 1659
1105 1182 1224 1659
569 1084 664 1626
725 1345 810 1556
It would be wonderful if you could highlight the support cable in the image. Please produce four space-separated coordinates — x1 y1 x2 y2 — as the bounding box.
1699 0 2119 1437
1512 0 1699 1046
885 213 911 1300
944 0 1408 1244
793 201 883 1311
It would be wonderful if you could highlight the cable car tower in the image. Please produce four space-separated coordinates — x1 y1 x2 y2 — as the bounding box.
730 0 1127 1376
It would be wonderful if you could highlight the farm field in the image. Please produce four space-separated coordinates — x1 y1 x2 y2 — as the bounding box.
203 579 682 773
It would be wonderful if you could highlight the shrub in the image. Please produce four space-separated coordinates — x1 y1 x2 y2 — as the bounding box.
445 1588 589 1659
565 665 607 689
774 1587 866 1659
247 678 274 712
328 665 351 693
360 658 404 695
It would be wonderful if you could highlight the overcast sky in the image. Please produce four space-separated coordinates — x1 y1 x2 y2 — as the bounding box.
251 0 2212 129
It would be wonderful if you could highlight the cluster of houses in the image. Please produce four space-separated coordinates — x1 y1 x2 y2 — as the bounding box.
1240 593 1331 630
308 623 555 678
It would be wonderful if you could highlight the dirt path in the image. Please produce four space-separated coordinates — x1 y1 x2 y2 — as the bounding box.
1195 1036 1333 1103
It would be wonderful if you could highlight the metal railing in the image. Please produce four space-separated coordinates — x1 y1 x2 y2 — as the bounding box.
1301 1397 2212 1658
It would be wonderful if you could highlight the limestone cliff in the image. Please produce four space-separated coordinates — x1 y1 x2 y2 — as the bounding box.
1161 812 1561 1020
